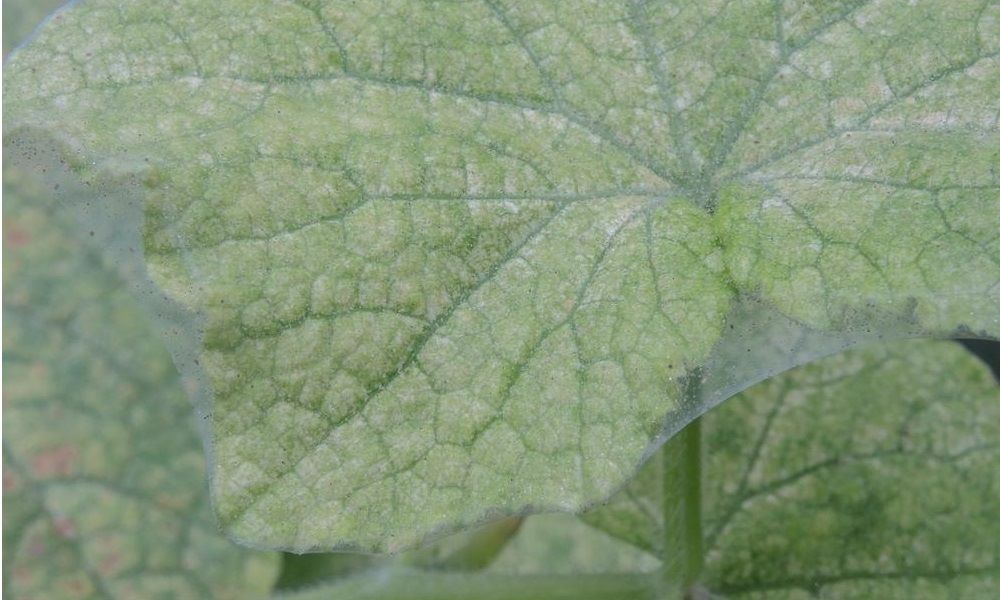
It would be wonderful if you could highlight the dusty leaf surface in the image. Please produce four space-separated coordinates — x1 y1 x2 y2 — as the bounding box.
3 0 998 550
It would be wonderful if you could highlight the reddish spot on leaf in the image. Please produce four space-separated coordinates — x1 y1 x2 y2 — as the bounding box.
99 554 121 576
30 362 49 379
53 516 76 539
32 444 78 477
64 578 90 595
3 470 19 492
4 223 31 248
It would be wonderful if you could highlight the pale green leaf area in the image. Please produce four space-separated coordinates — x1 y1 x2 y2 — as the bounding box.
4 0 999 551
2 164 281 597
583 339 1000 598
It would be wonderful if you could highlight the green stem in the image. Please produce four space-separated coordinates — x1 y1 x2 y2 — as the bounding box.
660 414 705 598
681 418 704 590
277 569 658 600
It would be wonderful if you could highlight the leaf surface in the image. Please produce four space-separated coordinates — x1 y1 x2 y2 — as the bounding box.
3 0 998 550
582 340 1000 597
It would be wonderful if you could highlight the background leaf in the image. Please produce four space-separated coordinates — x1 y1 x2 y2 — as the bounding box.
4 0 998 552
1 0 64 54
2 139 280 599
583 340 1000 597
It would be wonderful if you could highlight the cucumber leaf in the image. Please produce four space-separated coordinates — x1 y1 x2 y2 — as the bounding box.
4 0 998 551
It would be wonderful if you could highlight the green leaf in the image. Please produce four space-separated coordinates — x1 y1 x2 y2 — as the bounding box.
4 0 998 551
2 163 280 596
582 340 1000 597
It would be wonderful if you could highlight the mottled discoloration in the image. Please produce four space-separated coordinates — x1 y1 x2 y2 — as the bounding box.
4 0 998 551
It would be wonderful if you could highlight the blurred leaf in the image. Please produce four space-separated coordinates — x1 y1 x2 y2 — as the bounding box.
2 0 64 53
2 160 281 597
